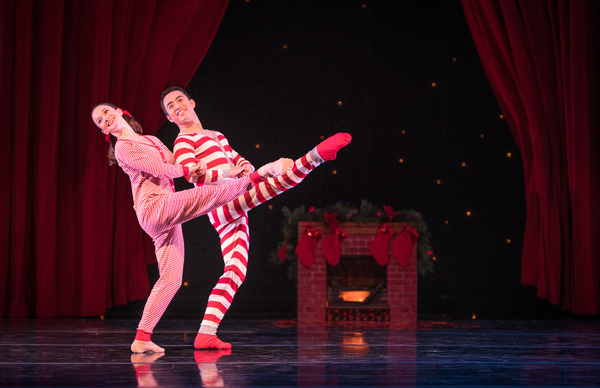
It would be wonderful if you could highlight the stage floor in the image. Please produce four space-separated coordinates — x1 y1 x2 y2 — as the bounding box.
1 318 599 387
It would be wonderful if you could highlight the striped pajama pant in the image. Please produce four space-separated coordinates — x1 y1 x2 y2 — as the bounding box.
200 154 318 334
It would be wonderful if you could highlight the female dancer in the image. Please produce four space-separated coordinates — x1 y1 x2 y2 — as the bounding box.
91 103 291 353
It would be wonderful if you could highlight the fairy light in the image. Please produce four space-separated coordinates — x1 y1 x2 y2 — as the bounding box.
255 144 260 149
399 158 404 164
332 170 337 175
337 101 343 106
466 211 472 216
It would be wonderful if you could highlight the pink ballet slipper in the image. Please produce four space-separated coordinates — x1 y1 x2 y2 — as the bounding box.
130 339 165 354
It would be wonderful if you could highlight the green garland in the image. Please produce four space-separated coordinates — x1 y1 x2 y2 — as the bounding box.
270 200 435 280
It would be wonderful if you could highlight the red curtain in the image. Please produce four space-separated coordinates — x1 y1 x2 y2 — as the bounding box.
461 0 600 314
0 0 229 317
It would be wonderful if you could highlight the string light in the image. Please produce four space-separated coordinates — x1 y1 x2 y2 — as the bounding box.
480 133 485 139
431 82 437 87
332 170 337 175
461 162 467 167
398 158 404 164
268 205 273 210
466 211 472 216
436 179 441 185
506 239 511 244
282 44 288 50
444 220 449 225
506 152 512 158
499 114 504 119
255 144 260 149
337 100 343 106
183 282 189 287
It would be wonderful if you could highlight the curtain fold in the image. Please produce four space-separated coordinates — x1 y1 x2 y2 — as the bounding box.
461 0 600 314
1 0 229 317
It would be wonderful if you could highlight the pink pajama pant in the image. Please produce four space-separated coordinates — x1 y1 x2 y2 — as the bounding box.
136 176 256 334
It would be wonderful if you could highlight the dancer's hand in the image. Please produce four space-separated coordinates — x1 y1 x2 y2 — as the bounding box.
188 161 207 177
238 164 253 177
229 166 244 178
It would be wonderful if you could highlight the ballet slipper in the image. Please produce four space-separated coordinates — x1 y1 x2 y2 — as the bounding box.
131 339 165 354
257 158 293 178
194 333 232 350
316 132 352 161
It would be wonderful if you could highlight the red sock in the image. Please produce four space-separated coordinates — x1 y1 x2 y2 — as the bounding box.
321 233 341 266
392 225 419 266
370 226 393 266
194 333 232 350
316 133 352 161
296 226 321 267
135 329 152 341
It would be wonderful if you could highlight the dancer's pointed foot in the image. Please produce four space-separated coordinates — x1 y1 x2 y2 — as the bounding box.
131 340 165 354
257 158 293 178
194 333 232 350
316 132 352 161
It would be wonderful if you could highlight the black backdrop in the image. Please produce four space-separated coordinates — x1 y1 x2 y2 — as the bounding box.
111 0 565 319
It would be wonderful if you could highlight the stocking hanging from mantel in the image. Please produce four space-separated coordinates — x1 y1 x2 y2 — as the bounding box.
370 223 394 266
321 212 346 266
369 205 401 266
393 224 419 266
295 222 321 267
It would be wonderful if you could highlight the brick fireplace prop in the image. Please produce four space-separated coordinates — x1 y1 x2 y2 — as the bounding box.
297 222 417 325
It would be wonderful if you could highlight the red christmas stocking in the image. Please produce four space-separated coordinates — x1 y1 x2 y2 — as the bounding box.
370 224 393 266
295 226 321 267
321 232 341 266
392 225 419 266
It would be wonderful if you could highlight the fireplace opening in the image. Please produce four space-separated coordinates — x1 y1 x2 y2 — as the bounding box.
327 255 388 308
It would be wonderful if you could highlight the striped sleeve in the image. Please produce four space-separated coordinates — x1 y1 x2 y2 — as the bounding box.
215 132 254 171
115 140 184 179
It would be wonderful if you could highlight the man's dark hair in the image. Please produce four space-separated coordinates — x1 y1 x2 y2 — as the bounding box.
160 86 190 115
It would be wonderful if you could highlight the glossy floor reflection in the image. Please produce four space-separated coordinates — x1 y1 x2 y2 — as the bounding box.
1 318 599 387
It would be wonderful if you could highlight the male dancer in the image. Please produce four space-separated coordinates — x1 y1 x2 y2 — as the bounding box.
160 86 351 349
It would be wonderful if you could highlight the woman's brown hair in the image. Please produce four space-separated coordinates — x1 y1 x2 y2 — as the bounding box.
91 103 143 166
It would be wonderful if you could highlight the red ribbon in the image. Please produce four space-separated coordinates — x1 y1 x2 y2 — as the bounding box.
121 109 132 117
383 205 400 221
